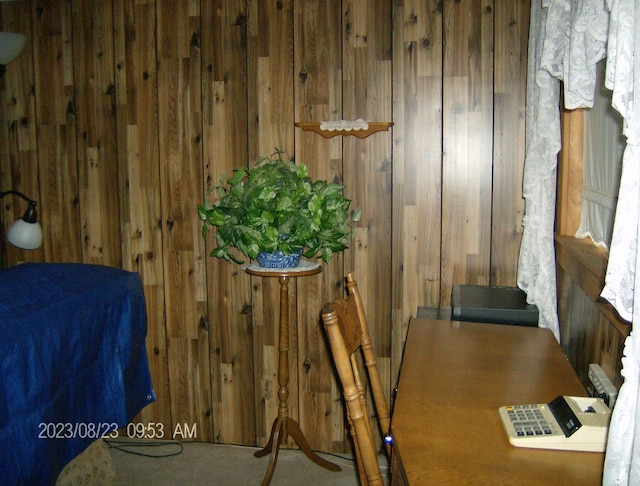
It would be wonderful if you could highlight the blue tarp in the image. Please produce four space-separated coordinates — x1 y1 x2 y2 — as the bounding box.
0 263 156 485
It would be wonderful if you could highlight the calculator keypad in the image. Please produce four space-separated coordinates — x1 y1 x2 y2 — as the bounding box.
503 404 560 437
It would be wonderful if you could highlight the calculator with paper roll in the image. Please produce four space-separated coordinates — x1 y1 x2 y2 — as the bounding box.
498 396 611 452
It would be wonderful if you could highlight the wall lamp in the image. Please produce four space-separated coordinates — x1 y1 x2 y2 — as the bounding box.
0 31 26 77
0 191 42 249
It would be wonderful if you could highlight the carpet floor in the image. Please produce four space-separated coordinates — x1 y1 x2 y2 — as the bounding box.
107 439 390 485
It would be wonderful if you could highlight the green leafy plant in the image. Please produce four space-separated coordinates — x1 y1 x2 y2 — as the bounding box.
198 149 361 264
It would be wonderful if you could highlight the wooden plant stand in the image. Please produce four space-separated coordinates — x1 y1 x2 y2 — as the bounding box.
244 261 341 485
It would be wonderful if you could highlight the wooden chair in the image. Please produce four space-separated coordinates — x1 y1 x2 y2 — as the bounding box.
321 272 391 486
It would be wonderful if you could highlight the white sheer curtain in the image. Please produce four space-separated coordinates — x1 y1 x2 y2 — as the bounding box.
518 0 561 341
600 0 640 482
576 61 624 248
523 1 639 483
519 0 608 342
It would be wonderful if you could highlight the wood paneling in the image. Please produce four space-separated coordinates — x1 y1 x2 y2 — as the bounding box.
32 0 81 264
155 0 212 442
441 0 494 297
555 234 629 389
492 0 529 285
342 0 393 449
0 2 42 266
293 0 345 453
391 0 444 386
557 263 627 389
113 0 170 431
202 0 254 445
1 0 533 453
72 0 121 266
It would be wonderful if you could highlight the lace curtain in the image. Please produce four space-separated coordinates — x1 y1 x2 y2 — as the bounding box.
519 0 608 341
518 0 561 341
523 1 639 483
600 0 640 482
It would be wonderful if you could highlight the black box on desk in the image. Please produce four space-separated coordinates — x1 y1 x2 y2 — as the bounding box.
451 285 539 327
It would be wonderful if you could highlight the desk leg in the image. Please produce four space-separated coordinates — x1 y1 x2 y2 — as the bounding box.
254 275 341 485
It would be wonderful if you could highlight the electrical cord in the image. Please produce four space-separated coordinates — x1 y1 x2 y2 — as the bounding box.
105 439 389 476
105 439 184 458
105 438 353 463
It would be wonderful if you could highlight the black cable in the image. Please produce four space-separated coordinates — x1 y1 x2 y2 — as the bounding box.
105 439 184 458
309 450 355 464
104 439 386 474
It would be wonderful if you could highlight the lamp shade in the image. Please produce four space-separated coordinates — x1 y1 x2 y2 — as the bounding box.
0 32 26 66
7 218 43 250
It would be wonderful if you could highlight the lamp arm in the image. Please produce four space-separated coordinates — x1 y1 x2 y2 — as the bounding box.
0 190 38 224
0 190 37 205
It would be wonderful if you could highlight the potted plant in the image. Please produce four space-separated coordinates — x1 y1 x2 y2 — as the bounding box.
198 149 360 268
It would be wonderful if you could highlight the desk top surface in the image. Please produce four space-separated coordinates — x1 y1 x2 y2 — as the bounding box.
391 318 604 485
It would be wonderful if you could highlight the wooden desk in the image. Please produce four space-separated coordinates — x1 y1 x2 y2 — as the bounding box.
390 318 605 485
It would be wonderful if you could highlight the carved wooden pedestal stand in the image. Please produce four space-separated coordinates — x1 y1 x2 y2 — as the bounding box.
244 261 341 486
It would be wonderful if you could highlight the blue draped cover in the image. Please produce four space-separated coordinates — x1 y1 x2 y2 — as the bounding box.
0 263 156 485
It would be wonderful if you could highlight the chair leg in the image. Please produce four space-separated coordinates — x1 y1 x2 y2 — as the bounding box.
347 414 368 486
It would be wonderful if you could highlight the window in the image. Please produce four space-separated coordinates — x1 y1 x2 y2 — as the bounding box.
575 60 625 249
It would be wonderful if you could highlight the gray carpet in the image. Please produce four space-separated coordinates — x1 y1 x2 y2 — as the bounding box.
107 439 389 485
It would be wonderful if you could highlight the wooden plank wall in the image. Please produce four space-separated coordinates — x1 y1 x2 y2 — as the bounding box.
555 236 628 389
0 0 530 453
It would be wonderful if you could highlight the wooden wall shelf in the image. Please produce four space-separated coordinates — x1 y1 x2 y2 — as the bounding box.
295 121 393 139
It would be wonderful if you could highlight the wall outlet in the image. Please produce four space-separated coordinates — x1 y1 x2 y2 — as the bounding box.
588 363 618 409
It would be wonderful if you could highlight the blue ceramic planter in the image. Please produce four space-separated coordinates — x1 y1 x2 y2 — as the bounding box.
256 249 303 268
